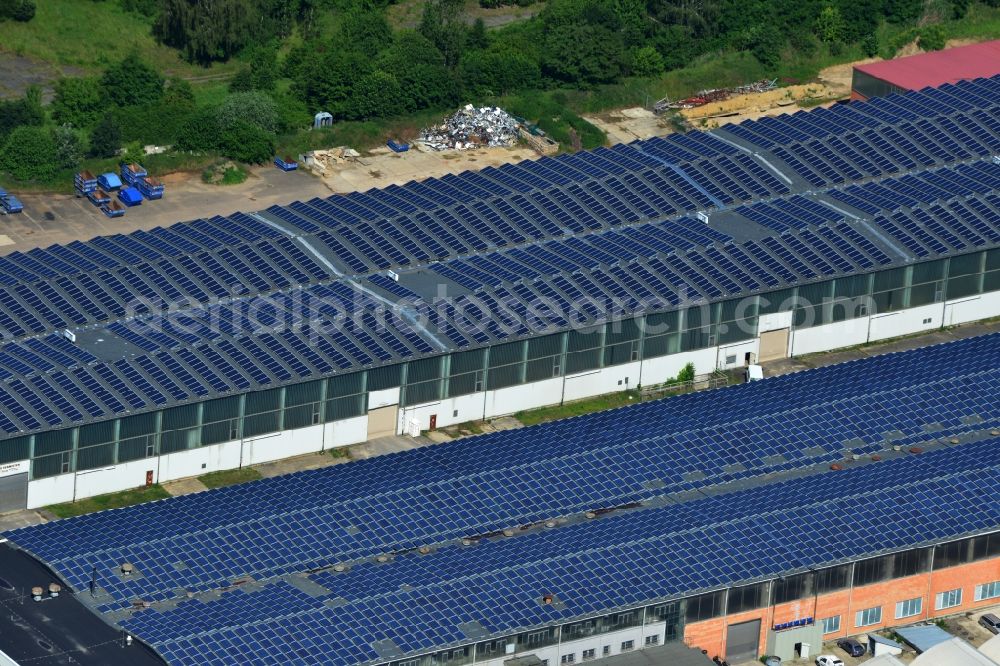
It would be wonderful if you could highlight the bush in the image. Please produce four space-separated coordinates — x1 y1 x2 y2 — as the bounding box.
52 125 83 170
676 362 695 383
100 54 164 108
918 24 946 52
220 121 274 163
176 107 221 152
0 125 59 181
218 91 279 133
0 0 35 21
52 77 105 128
89 112 122 158
630 45 664 76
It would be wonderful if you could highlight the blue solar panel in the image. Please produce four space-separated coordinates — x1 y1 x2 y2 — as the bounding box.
6 334 1000 666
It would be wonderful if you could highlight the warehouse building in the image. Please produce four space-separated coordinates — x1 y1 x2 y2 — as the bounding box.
851 40 1000 100
0 76 999 511
2 332 1000 665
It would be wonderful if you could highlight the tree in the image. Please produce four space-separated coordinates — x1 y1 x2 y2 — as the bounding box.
176 107 221 152
0 0 35 21
0 86 44 140
218 91 279 132
835 0 882 42
229 67 255 92
630 45 664 76
460 49 542 95
0 125 59 181
419 0 468 68
100 54 164 108
542 23 624 85
951 0 969 18
154 0 258 64
814 5 844 43
220 121 274 163
89 113 122 158
248 46 279 91
347 71 403 120
467 18 488 50
163 77 196 110
918 24 946 51
291 50 371 118
884 0 922 23
340 8 393 58
862 32 879 57
52 77 105 128
52 125 82 170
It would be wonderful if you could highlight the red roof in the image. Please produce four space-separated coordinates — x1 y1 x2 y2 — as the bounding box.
854 40 1000 90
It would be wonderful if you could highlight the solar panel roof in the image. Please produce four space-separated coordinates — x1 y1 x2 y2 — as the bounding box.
5 332 1000 665
0 76 998 437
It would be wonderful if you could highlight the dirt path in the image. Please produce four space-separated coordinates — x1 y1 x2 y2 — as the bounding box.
319 145 540 193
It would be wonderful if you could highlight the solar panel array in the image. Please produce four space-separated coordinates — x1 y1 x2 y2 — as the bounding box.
123 438 1000 666
5 333 1000 665
0 78 998 436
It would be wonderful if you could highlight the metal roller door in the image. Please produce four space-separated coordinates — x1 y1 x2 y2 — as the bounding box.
727 619 761 663
367 405 398 440
0 472 28 513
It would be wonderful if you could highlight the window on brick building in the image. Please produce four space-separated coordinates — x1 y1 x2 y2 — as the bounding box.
821 615 841 634
856 606 882 627
895 597 922 619
976 581 1000 601
645 634 660 646
560 654 575 664
582 649 596 661
621 640 635 652
935 588 962 610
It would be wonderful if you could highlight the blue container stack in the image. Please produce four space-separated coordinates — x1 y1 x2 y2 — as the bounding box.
74 170 98 197
274 156 298 171
120 162 147 186
386 139 409 153
101 200 126 218
137 176 164 200
0 188 23 214
87 189 111 206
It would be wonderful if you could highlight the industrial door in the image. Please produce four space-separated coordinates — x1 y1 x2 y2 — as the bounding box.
0 472 28 513
727 619 761 663
758 328 789 362
367 405 398 439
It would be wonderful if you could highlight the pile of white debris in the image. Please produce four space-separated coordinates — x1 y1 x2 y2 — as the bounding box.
417 105 519 151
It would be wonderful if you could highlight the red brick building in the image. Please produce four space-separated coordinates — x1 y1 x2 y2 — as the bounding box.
682 535 1000 661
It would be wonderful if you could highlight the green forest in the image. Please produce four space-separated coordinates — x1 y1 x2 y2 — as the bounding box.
1 0 999 187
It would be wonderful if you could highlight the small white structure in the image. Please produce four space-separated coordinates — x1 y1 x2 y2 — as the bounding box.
868 633 904 657
313 111 333 129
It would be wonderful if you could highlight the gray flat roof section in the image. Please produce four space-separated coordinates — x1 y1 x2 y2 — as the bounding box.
596 644 713 665
0 543 164 666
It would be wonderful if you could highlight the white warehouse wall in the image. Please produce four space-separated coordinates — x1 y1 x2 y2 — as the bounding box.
17 289 1000 509
24 415 370 509
945 290 1000 326
790 316 870 356
868 302 942 342
476 621 667 666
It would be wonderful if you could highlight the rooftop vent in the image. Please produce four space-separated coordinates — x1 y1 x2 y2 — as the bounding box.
31 586 43 602
121 562 134 575
48 583 60 597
